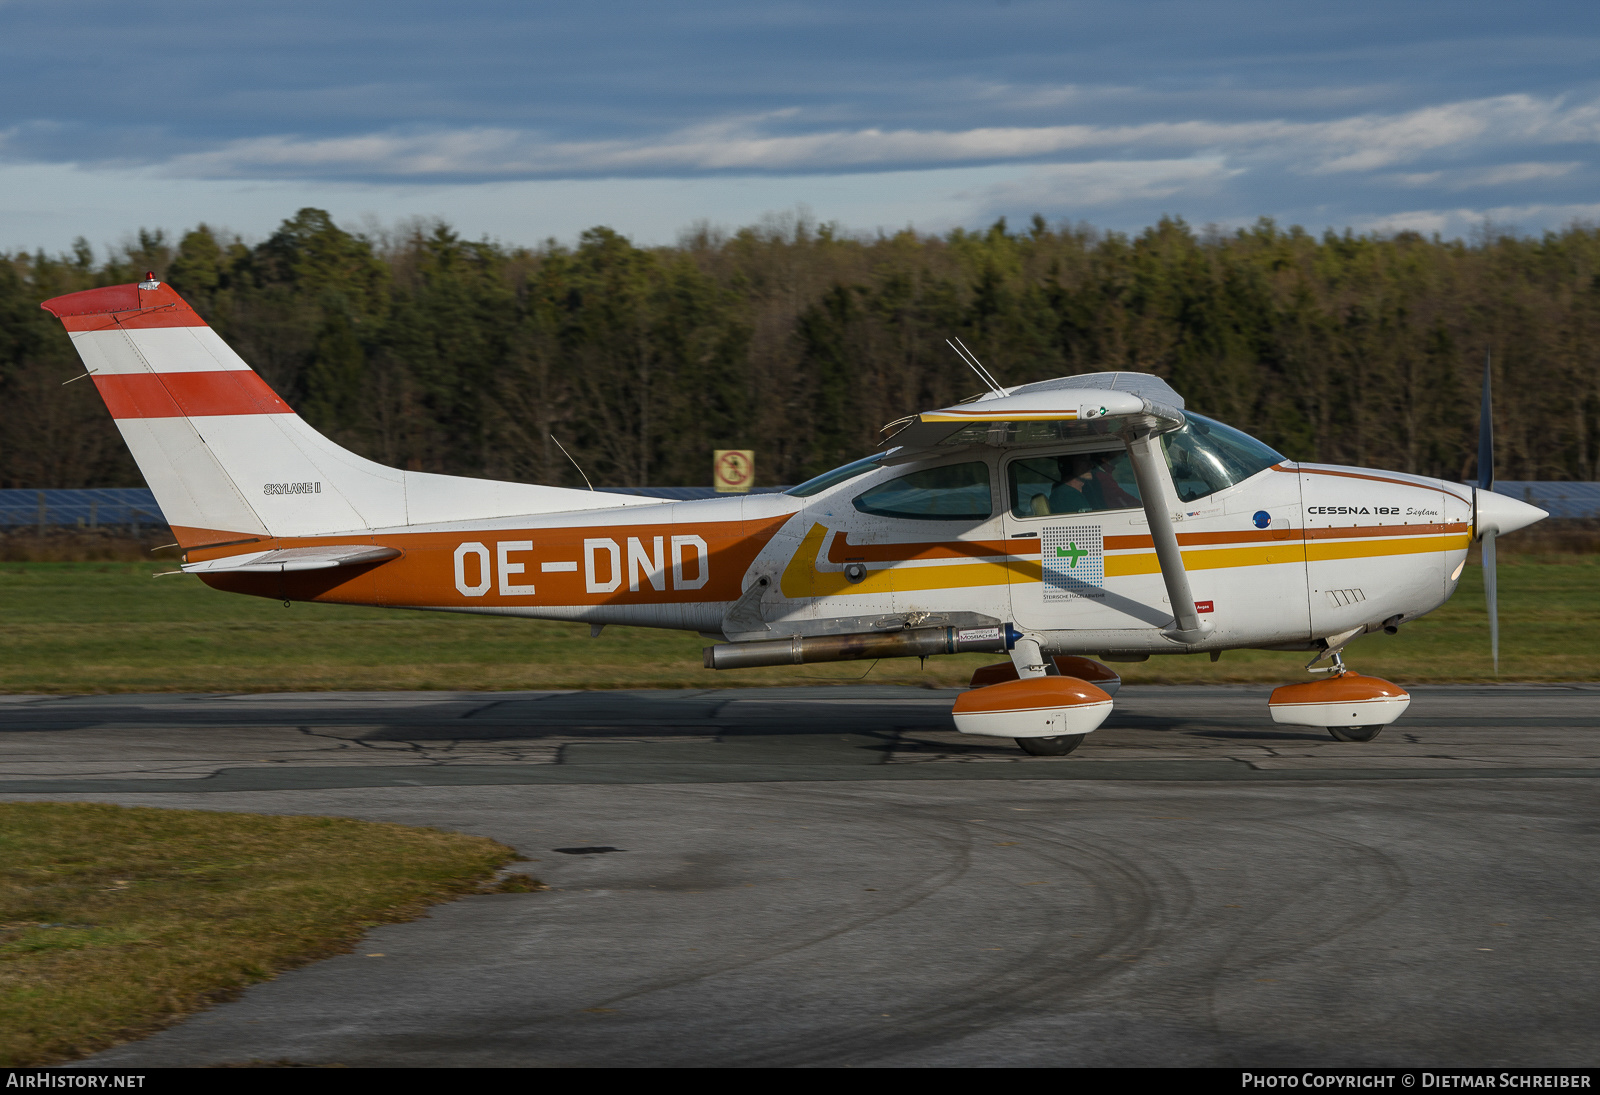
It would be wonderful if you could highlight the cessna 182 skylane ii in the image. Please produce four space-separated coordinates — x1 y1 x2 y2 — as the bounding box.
42 276 1548 755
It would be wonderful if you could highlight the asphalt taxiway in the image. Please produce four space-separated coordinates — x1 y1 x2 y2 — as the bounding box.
4 684 1597 1066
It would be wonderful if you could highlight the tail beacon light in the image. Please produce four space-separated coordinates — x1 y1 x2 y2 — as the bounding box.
1268 673 1411 740
953 676 1114 740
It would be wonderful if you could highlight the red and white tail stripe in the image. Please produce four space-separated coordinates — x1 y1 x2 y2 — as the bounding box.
52 281 293 420
42 278 651 546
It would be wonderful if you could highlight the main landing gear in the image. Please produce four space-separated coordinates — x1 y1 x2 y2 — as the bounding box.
1016 734 1087 756
1327 724 1385 743
951 654 1121 756
1267 650 1411 742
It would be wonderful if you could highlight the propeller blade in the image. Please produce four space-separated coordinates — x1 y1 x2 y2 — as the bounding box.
1477 350 1494 492
1477 348 1497 673
1482 530 1499 675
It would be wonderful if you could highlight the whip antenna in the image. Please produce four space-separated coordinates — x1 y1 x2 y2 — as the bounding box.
946 338 1004 395
550 434 595 491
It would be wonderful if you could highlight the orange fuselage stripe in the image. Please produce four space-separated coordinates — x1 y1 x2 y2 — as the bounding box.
1104 521 1469 551
825 529 1014 563
1291 464 1472 503
200 516 792 608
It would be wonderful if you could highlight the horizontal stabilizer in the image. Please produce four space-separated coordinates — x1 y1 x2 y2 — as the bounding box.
182 544 401 574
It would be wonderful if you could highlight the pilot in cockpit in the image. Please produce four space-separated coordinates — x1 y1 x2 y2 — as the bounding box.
1024 450 1142 516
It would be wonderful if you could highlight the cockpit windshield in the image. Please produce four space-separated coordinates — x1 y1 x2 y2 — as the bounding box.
1162 413 1284 502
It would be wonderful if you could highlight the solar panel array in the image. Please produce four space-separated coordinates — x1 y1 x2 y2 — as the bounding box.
0 488 165 529
0 485 794 528
1493 481 1600 519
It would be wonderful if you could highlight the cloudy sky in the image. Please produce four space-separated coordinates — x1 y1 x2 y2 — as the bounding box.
2 0 1598 255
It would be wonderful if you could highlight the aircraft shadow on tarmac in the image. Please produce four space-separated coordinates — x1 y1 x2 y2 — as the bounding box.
6 685 1600 793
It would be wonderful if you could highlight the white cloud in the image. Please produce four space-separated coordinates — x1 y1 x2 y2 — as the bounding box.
967 157 1239 209
143 93 1600 183
158 118 1291 179
1469 161 1581 186
0 159 1019 254
1350 209 1457 236
1388 161 1583 191
1349 201 1600 238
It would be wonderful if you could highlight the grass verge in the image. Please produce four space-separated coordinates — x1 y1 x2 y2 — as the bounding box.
0 554 1595 691
0 802 525 1066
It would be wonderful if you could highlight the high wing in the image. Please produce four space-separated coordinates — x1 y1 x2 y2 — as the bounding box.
884 370 1206 642
881 370 1186 460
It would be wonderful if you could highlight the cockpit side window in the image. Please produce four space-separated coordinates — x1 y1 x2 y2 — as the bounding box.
1008 449 1142 518
853 461 993 521
1162 413 1284 502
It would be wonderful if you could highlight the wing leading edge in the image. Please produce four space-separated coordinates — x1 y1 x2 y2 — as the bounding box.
881 371 1185 460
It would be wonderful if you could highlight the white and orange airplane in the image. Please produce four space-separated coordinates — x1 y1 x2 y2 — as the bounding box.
42 275 1547 755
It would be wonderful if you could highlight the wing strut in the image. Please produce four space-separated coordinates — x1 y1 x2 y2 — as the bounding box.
1125 432 1209 643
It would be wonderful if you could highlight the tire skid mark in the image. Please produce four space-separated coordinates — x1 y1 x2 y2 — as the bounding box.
473 783 978 1038
1200 817 1409 1059
737 796 1191 1065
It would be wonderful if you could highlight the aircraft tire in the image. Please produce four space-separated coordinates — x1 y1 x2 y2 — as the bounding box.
1015 734 1086 756
1327 725 1384 742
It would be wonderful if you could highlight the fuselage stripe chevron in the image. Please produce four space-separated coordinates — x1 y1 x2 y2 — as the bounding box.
780 522 1472 599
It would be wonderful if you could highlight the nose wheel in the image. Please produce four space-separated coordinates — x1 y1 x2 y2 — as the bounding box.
1268 650 1411 743
1015 734 1086 756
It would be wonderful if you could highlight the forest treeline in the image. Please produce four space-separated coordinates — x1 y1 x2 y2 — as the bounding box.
3 208 1599 491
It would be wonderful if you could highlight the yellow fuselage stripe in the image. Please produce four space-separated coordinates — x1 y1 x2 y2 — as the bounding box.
781 524 1471 596
921 412 1078 423
1103 534 1469 577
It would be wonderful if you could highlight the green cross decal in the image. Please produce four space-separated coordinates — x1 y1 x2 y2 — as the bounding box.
1055 541 1087 568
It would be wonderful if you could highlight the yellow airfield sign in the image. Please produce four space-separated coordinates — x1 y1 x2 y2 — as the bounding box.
713 450 755 493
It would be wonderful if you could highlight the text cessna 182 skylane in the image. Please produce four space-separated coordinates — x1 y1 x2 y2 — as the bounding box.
43 276 1548 755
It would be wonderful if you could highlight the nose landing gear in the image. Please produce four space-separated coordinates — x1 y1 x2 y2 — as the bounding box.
1267 650 1411 742
1327 724 1385 743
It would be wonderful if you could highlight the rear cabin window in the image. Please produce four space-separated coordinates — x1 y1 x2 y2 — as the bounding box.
1008 449 1143 518
853 462 993 521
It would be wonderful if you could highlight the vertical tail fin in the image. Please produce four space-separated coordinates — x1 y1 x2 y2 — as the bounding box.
42 277 647 547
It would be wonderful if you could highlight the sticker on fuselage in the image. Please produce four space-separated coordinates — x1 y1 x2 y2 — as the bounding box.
1042 525 1105 600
